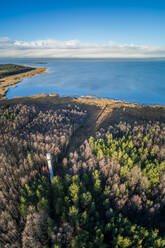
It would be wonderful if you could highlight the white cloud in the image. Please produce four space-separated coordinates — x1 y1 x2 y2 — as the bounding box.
0 37 10 42
0 37 165 58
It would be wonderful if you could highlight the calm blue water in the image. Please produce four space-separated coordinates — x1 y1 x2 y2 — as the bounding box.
0 58 165 105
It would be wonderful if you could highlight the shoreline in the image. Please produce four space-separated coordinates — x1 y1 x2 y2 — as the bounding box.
0 65 165 122
0 66 47 99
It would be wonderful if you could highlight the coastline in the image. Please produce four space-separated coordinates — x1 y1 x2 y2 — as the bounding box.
0 66 47 99
0 65 165 125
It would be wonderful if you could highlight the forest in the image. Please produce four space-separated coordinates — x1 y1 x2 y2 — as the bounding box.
0 64 34 79
0 102 165 247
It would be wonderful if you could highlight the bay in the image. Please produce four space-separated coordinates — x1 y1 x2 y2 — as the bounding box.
0 58 165 105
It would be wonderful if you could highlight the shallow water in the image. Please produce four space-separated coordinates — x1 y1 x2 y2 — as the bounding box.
0 58 165 105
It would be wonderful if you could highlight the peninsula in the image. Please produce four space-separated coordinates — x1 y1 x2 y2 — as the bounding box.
0 64 46 99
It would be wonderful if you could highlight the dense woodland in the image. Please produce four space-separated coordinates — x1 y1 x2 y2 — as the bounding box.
0 64 34 79
0 103 165 247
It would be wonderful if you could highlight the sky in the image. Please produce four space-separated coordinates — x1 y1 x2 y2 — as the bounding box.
0 0 165 58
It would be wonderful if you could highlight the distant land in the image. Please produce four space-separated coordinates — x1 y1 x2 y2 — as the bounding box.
0 64 34 78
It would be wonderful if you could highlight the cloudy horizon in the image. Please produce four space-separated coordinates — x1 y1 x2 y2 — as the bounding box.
0 37 165 58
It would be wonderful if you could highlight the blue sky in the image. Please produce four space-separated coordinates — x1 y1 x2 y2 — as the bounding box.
0 0 165 57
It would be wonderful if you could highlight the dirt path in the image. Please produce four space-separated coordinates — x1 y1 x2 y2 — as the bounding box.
66 105 101 154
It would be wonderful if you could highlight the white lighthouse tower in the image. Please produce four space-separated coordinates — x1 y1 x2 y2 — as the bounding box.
46 153 54 182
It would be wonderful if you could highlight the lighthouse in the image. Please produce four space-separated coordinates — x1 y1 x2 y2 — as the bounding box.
46 153 54 182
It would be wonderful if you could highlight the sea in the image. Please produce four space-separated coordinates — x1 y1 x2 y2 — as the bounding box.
0 58 165 105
